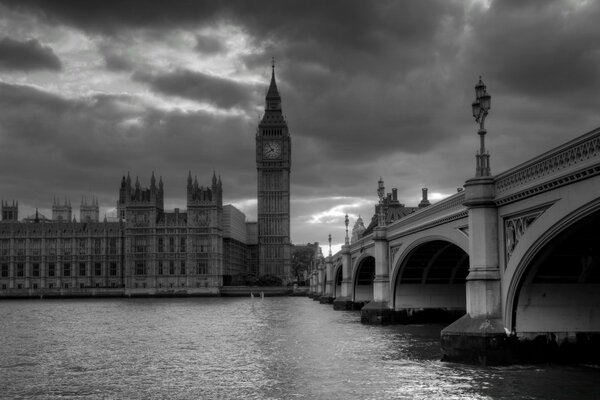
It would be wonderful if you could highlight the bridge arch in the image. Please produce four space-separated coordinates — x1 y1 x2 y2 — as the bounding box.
352 254 375 303
505 199 600 336
392 236 469 316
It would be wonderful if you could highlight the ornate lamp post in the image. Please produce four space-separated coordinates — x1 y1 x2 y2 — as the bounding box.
377 177 385 226
328 233 332 257
471 76 492 176
344 214 350 245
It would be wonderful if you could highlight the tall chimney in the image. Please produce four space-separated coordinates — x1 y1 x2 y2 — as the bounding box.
392 188 398 202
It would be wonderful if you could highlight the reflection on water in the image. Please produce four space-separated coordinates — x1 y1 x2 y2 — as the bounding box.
0 297 598 399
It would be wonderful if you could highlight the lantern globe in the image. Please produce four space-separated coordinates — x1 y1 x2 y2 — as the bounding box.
472 100 480 119
480 92 491 111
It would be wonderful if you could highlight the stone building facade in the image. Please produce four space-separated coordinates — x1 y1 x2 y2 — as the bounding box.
0 173 254 296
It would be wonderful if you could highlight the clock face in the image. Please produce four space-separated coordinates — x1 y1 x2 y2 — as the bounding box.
263 141 281 159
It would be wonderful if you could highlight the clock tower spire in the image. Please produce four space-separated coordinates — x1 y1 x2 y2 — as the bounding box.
256 60 291 282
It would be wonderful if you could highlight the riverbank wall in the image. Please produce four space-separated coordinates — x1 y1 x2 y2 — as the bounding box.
0 286 308 299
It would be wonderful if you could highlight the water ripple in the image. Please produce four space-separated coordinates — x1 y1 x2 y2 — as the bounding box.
0 298 598 399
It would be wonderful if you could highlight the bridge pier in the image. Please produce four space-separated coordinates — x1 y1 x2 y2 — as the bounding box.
361 227 393 324
312 261 324 301
319 256 334 303
333 244 354 310
441 176 509 364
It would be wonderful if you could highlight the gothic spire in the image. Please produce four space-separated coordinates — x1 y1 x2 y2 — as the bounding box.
265 58 281 111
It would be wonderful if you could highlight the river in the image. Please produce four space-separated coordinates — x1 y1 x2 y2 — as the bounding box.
0 297 598 399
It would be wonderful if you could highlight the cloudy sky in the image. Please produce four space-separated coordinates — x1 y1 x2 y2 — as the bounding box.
1 0 599 253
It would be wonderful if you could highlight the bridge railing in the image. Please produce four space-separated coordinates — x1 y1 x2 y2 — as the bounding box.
384 191 467 238
494 127 600 201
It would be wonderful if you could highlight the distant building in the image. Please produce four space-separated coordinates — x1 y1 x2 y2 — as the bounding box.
357 185 431 240
0 173 258 295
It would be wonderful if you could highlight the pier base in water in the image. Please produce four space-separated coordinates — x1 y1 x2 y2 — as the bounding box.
332 296 354 311
441 315 513 365
360 301 394 325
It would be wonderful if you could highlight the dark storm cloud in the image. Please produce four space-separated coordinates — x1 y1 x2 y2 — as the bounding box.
0 37 62 71
0 0 222 34
464 0 600 105
134 69 257 109
0 82 257 210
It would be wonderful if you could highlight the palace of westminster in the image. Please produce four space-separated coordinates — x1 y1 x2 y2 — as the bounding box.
0 65 292 295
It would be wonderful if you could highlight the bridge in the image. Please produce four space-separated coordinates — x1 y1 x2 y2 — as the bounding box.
308 125 600 365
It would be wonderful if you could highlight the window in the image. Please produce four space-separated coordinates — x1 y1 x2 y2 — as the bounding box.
1 284 6 290
17 283 23 289
16 240 25 256
158 238 164 253
94 263 102 276
78 239 86 254
169 237 175 253
63 263 71 277
180 261 186 275
32 239 41 255
47 239 56 255
48 263 55 277
32 263 40 277
63 239 71 255
135 262 145 275
109 238 117 254
180 237 186 253
33 283 38 289
64 283 69 289
48 283 54 289
16 263 24 277
169 261 174 275
158 261 163 275
109 262 117 276
134 237 146 253
0 240 9 256
1 264 8 277
80 283 85 288
79 263 86 276
197 261 207 275
94 239 102 255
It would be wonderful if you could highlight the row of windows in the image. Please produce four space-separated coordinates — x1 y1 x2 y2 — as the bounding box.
262 128 283 136
1 262 119 277
0 238 119 256
135 237 211 253
134 261 210 276
1 282 120 290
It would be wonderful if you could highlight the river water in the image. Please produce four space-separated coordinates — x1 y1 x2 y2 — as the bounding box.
0 297 598 399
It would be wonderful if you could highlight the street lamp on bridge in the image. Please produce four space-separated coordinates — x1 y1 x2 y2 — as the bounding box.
377 177 385 226
471 76 492 177
344 214 349 245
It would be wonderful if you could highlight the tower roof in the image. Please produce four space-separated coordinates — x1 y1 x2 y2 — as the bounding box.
266 58 281 100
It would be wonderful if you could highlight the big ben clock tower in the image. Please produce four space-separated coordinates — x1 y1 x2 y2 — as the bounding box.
256 61 291 281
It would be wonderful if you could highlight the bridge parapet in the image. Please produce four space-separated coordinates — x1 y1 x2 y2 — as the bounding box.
495 127 600 205
386 191 467 238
